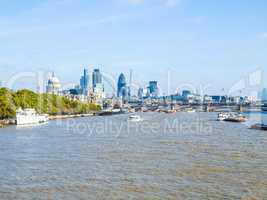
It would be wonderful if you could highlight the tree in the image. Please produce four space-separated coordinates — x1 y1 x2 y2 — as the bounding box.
0 87 101 119
0 88 16 119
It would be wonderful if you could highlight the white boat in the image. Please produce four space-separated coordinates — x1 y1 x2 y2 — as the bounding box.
217 112 247 122
217 112 231 121
128 115 143 122
224 113 247 123
16 108 49 125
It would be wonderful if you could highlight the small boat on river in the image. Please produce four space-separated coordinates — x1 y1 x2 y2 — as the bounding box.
223 115 247 123
262 104 267 112
250 124 267 131
128 115 143 122
217 112 247 122
217 112 231 121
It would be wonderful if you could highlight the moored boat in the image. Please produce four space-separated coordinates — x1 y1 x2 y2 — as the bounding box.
187 109 196 113
159 109 176 114
98 110 113 116
98 109 126 116
16 108 49 125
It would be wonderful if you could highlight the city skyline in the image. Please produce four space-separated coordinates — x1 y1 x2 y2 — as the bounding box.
44 68 267 101
0 0 267 93
1 67 266 97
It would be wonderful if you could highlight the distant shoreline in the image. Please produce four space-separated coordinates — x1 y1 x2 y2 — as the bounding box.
48 113 94 120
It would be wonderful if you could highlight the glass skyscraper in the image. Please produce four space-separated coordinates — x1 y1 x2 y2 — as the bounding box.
148 81 159 97
262 88 267 101
92 69 102 88
80 69 89 95
117 73 127 98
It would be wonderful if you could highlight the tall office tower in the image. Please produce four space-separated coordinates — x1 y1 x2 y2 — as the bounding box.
182 90 191 98
80 69 90 95
148 81 159 97
138 88 144 99
262 88 267 101
128 69 133 98
117 73 127 98
92 69 102 88
94 83 105 99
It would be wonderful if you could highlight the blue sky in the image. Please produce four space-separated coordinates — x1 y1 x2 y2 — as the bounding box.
0 0 266 95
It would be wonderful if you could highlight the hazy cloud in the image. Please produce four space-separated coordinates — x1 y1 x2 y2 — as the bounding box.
258 32 267 39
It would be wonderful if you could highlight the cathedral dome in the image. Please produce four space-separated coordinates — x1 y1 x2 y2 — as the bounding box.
46 72 61 94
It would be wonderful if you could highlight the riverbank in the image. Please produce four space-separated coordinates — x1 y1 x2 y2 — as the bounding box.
0 113 95 128
48 113 94 120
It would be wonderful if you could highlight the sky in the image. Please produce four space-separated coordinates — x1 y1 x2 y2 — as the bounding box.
0 0 267 96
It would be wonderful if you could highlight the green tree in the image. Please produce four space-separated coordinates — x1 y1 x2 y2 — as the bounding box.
0 87 101 119
0 88 16 119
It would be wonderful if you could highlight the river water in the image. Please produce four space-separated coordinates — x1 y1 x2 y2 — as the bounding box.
0 112 267 200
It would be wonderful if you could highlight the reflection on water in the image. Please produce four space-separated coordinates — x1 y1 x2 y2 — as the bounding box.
0 112 267 200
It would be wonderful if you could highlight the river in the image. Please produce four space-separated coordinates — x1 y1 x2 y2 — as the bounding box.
0 112 267 199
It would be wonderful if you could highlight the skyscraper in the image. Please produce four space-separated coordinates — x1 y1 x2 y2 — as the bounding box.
117 73 127 98
138 88 143 99
92 69 102 88
262 88 267 101
80 69 89 95
148 81 159 97
94 83 105 100
182 90 191 98
92 69 105 100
